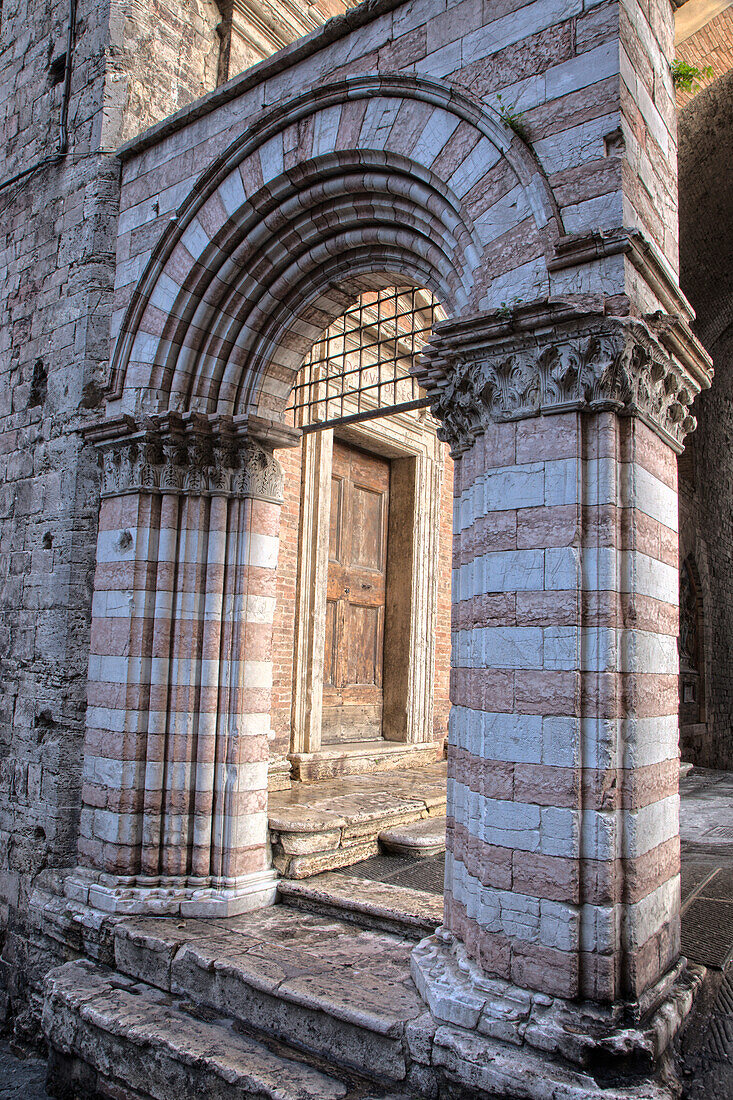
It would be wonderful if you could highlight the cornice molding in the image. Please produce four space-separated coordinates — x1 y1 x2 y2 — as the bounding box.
414 302 713 456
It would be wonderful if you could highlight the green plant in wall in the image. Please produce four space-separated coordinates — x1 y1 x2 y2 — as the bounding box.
671 59 714 94
496 92 529 142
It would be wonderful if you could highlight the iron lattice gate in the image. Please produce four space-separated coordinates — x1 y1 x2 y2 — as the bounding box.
286 286 445 432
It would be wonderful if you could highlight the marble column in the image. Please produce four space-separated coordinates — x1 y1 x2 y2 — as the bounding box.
412 302 711 1069
66 412 297 916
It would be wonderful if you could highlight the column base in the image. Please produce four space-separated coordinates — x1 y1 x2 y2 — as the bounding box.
63 867 279 918
412 931 704 1078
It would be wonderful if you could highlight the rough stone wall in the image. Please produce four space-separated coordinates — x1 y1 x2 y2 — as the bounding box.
0 0 120 1028
106 0 223 147
677 68 733 769
0 0 361 1030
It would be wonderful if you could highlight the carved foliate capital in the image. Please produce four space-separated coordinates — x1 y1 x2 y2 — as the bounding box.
414 305 711 456
91 415 286 502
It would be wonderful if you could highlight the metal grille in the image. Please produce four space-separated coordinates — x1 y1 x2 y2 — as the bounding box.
287 286 445 432
345 853 446 897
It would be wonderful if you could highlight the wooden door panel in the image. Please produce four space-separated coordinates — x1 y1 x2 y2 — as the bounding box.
324 599 339 689
322 441 390 745
329 476 343 562
351 485 384 570
345 603 382 686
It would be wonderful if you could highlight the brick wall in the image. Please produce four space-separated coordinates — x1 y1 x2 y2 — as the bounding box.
271 441 303 759
675 6 733 109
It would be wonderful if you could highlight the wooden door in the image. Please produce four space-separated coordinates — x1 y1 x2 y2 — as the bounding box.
322 441 390 744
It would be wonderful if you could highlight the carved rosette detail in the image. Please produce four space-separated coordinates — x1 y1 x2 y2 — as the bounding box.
98 422 284 503
416 316 702 456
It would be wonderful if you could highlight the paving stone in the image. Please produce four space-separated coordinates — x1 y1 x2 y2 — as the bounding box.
0 1040 51 1100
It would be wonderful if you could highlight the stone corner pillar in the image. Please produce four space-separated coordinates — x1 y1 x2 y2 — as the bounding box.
410 301 711 1082
65 411 299 918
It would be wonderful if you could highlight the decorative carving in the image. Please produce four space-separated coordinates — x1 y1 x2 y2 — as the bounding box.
414 309 705 455
96 418 285 502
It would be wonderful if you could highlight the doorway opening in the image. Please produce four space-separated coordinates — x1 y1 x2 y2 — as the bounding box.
270 284 452 788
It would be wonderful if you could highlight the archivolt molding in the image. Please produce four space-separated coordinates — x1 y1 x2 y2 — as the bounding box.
86 414 297 502
108 74 563 414
415 302 707 455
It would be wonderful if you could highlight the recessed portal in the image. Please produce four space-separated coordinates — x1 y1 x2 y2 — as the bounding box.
278 283 452 783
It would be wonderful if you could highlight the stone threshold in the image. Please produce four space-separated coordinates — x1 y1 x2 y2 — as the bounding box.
268 761 447 878
41 907 696 1100
278 871 444 940
289 738 444 782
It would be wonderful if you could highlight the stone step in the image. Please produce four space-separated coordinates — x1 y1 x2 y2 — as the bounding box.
379 816 447 858
289 740 444 783
111 906 437 1091
268 762 447 878
43 959 376 1100
277 872 443 939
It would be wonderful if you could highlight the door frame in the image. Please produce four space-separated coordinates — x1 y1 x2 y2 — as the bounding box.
290 409 446 756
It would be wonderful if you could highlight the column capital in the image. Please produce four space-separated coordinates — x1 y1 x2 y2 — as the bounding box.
84 412 300 502
414 301 713 456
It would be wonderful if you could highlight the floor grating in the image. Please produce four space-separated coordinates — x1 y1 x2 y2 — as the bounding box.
681 897 733 969
342 853 446 896
682 862 719 905
705 1016 733 1061
699 866 733 901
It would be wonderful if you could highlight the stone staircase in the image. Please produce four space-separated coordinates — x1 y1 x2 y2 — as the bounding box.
42 907 437 1100
268 763 447 878
45 961 376 1100
40 903 681 1100
277 871 443 939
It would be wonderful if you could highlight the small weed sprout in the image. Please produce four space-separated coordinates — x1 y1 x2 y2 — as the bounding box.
672 59 714 94
496 92 530 142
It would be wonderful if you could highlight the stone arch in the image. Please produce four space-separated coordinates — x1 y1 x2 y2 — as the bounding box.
108 74 563 419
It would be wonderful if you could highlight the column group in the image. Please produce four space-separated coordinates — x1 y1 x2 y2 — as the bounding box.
66 412 297 916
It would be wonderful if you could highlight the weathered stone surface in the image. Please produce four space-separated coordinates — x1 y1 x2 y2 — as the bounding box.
43 959 352 1100
380 817 447 858
278 872 443 939
113 907 424 1082
432 1023 673 1100
269 764 448 877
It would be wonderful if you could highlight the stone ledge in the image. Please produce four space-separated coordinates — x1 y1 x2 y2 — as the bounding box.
380 816 447 858
278 872 443 939
43 959 354 1100
289 739 444 782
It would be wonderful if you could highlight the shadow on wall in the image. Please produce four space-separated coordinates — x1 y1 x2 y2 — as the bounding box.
678 68 733 770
